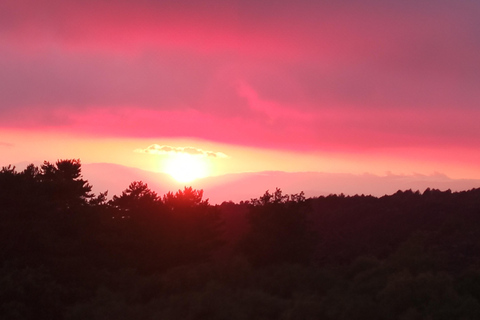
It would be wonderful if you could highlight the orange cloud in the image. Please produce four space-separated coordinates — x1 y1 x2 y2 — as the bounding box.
135 144 228 158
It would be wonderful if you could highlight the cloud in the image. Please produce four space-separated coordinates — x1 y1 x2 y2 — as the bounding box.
135 144 228 158
1 0 479 157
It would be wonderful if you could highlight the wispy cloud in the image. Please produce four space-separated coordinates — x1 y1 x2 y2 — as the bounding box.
134 144 228 158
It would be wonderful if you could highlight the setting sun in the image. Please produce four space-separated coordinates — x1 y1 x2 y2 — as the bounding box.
162 153 210 183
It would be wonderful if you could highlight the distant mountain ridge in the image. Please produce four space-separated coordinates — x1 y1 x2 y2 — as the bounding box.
81 163 480 204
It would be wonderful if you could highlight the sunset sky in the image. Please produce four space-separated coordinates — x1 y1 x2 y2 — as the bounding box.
1 0 480 195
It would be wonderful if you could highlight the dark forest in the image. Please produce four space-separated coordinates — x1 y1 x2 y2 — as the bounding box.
2 159 480 319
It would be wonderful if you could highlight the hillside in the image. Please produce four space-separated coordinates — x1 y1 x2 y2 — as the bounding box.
2 160 480 319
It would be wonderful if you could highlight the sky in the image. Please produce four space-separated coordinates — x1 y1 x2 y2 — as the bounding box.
1 0 480 196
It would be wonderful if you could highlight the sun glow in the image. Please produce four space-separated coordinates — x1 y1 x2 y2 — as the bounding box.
162 153 210 183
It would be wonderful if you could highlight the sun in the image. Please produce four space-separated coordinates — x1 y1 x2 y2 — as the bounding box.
162 153 210 183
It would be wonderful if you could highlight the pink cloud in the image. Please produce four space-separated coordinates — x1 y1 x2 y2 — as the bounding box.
14 102 472 156
1 0 479 161
0 0 303 57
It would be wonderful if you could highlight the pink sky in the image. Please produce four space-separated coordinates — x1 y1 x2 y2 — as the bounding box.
1 0 480 194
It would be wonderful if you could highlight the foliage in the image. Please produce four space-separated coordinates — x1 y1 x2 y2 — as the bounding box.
163 186 207 209
109 181 161 220
239 188 316 265
2 159 480 318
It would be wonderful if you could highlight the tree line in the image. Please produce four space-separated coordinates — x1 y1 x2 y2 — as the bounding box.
2 159 480 319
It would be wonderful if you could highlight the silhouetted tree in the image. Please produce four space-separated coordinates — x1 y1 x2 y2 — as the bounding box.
4 158 480 319
240 188 316 265
39 159 94 214
162 187 224 264
109 181 161 220
163 186 207 209
0 165 21 215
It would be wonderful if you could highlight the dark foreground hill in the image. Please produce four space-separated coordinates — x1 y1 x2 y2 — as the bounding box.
2 160 480 319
